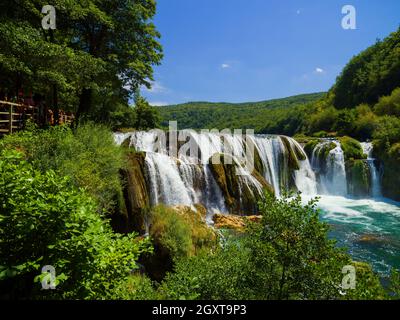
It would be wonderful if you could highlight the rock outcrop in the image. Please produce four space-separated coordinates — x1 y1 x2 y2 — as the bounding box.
212 213 262 232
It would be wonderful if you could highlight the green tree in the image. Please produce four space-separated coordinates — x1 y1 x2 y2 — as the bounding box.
134 94 160 130
374 87 400 117
333 28 400 109
0 0 163 121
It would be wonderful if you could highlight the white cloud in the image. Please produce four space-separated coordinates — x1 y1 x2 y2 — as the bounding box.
221 63 231 69
315 67 325 74
143 81 167 93
296 9 301 15
149 101 169 107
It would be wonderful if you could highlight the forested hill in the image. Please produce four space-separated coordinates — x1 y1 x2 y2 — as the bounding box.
332 28 400 109
158 92 325 134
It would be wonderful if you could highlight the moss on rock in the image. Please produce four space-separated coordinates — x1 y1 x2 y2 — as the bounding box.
113 151 150 234
346 159 371 197
376 142 400 201
209 153 273 215
339 136 366 161
304 139 320 157
280 136 301 170
144 204 218 281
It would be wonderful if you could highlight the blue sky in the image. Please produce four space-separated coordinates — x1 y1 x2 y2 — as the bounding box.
141 0 400 106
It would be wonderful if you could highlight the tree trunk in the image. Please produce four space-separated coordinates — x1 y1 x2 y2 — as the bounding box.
77 88 93 120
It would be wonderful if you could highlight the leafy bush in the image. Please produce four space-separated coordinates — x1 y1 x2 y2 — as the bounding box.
0 123 124 213
150 205 194 260
333 110 356 136
149 205 217 260
134 95 161 130
0 150 151 299
353 104 379 140
159 193 385 300
159 242 252 300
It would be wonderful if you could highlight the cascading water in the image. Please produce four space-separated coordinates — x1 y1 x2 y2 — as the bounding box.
361 142 382 198
290 139 318 195
115 131 319 213
114 132 399 275
311 140 347 196
115 132 386 207
252 136 283 197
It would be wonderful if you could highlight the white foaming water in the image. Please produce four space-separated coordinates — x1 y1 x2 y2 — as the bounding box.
361 142 382 198
253 136 282 197
115 131 319 211
145 152 193 206
312 140 347 196
287 137 318 195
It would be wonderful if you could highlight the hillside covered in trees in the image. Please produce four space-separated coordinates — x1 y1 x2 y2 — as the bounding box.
158 93 324 135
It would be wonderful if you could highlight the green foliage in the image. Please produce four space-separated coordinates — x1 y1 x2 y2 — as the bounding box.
149 205 217 260
374 88 400 117
0 123 124 213
0 0 163 119
338 136 366 160
353 104 379 140
134 94 161 130
373 116 400 150
389 269 400 299
307 106 338 135
158 93 324 134
112 274 158 300
160 193 385 300
0 17 103 110
159 242 252 300
333 28 400 109
150 205 194 260
333 110 356 136
0 150 151 299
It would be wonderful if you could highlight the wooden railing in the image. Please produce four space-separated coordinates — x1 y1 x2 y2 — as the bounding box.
0 100 75 135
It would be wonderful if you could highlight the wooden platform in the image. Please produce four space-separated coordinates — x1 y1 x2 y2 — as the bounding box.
0 100 74 135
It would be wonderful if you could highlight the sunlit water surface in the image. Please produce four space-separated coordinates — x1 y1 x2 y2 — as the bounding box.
302 195 400 275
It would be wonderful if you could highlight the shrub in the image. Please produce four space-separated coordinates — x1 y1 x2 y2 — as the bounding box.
159 242 252 300
149 205 217 260
0 123 124 213
0 150 151 299
160 193 386 300
149 205 193 260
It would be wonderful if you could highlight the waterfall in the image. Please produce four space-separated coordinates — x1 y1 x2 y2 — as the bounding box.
288 138 318 195
311 140 347 196
253 136 283 197
361 142 382 198
117 131 383 214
